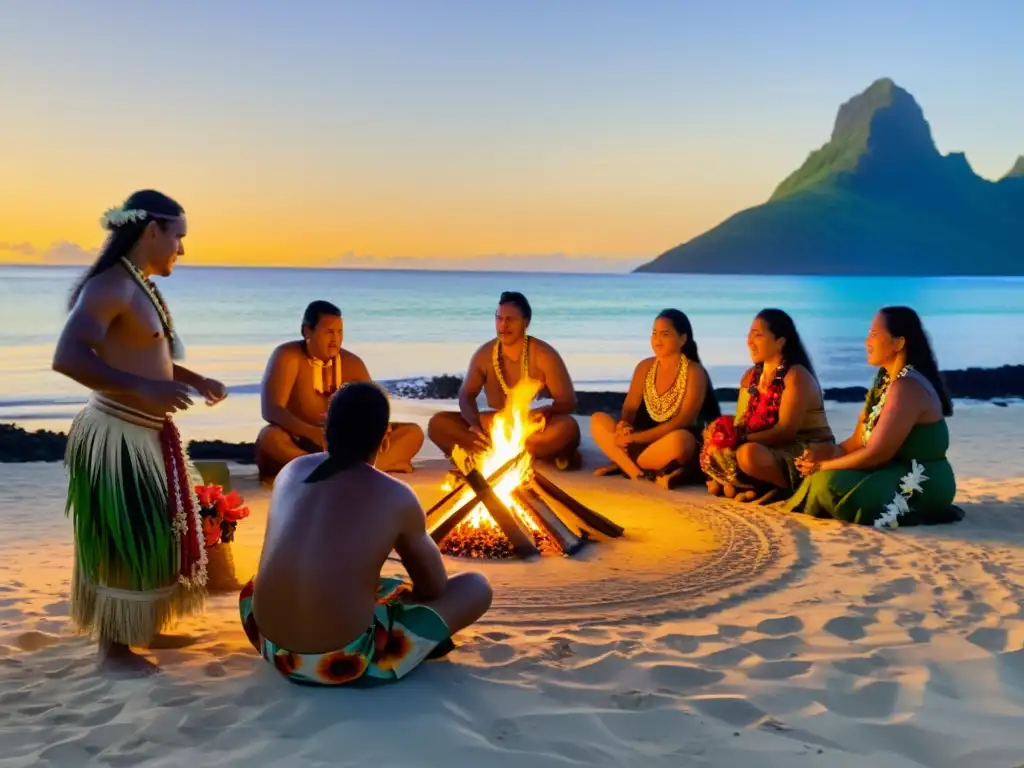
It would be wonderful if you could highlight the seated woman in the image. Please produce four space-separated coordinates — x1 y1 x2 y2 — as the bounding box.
702 309 835 503
783 307 962 527
590 309 720 488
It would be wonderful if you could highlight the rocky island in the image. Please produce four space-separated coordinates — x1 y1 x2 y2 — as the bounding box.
635 78 1023 275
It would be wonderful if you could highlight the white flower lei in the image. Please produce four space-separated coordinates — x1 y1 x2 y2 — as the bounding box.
862 364 914 443
100 205 150 230
873 459 928 530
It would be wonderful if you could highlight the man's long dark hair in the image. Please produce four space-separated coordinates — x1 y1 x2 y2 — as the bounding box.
305 382 392 483
656 308 721 420
67 189 184 310
756 308 818 381
880 306 953 417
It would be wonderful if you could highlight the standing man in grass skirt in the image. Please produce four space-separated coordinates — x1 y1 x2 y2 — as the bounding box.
52 190 227 674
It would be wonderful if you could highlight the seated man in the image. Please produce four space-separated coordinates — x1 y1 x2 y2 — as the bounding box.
240 381 492 686
427 291 581 468
255 300 424 483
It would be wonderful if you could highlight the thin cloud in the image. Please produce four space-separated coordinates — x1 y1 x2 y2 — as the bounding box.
0 241 36 256
0 240 96 264
38 241 97 265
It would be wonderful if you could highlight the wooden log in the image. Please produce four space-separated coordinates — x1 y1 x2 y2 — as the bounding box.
514 486 588 556
424 480 468 520
461 466 538 558
533 470 624 538
425 453 521 526
428 491 489 545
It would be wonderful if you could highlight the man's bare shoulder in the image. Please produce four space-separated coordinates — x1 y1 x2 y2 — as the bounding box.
529 337 566 364
267 340 304 365
468 340 495 370
340 348 365 366
76 266 135 308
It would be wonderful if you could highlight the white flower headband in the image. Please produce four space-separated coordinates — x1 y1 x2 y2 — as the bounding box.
100 205 180 231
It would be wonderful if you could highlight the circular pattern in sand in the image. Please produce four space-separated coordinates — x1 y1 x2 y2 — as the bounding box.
400 468 806 626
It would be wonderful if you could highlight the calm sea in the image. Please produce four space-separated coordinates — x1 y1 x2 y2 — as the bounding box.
2 265 1022 437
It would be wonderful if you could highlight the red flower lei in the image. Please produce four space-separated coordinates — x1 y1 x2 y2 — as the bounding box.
740 362 787 434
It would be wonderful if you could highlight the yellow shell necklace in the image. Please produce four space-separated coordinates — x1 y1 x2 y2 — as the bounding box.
643 355 689 422
493 335 529 395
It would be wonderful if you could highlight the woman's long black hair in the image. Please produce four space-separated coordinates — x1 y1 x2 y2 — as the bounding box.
656 309 722 420
755 308 818 381
67 189 184 310
879 306 953 417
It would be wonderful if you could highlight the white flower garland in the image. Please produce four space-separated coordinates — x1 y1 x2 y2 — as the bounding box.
862 364 914 443
100 205 149 230
873 459 928 530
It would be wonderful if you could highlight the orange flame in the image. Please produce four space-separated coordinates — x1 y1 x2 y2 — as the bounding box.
443 378 546 531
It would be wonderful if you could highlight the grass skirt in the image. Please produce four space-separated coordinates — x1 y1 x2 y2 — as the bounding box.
64 395 207 646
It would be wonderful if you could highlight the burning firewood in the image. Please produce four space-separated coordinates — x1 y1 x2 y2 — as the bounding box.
426 380 624 560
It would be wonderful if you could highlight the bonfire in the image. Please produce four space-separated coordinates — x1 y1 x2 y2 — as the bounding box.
426 379 623 559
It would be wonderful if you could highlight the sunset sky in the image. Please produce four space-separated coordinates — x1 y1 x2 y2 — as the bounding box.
0 0 1021 270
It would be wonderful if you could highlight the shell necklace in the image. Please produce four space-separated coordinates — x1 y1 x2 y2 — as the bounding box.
309 355 343 395
643 356 689 422
120 257 184 359
862 365 914 442
493 335 529 395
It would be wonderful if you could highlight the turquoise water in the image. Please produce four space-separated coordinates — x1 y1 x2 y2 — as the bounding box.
2 265 1022 427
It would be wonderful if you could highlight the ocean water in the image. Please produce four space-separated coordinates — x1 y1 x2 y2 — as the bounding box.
2 265 1022 435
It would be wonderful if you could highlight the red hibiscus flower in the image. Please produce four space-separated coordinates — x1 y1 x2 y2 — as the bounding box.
707 416 739 449
223 505 250 523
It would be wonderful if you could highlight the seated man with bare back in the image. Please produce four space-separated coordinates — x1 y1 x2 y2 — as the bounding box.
240 381 492 686
427 291 581 469
255 300 424 484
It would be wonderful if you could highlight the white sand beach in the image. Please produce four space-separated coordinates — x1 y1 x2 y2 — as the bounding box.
2 403 1023 767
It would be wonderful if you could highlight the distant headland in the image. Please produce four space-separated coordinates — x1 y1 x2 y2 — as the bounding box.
635 78 1024 276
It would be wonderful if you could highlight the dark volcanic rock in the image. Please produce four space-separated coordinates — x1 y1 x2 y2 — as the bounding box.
2 364 1022 462
0 423 68 463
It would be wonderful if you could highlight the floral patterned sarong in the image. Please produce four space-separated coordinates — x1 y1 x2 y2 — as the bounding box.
239 577 452 686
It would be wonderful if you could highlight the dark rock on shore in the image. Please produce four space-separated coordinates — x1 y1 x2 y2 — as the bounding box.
0 423 68 463
2 364 1021 462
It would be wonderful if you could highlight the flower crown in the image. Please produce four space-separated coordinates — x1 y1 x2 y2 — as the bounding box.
100 205 150 230
100 205 179 231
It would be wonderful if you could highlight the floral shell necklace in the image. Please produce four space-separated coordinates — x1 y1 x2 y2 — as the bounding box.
862 365 914 442
120 257 185 360
643 355 689 422
308 355 342 395
493 335 529 395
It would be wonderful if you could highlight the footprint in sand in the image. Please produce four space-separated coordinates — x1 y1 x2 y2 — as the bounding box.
967 626 1009 653
831 654 891 678
648 663 724 690
15 630 62 652
742 634 805 660
908 626 932 643
656 633 701 654
823 614 874 642
479 643 516 664
690 696 767 728
755 615 804 636
43 600 69 616
746 660 812 681
865 576 918 604
820 680 899 719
